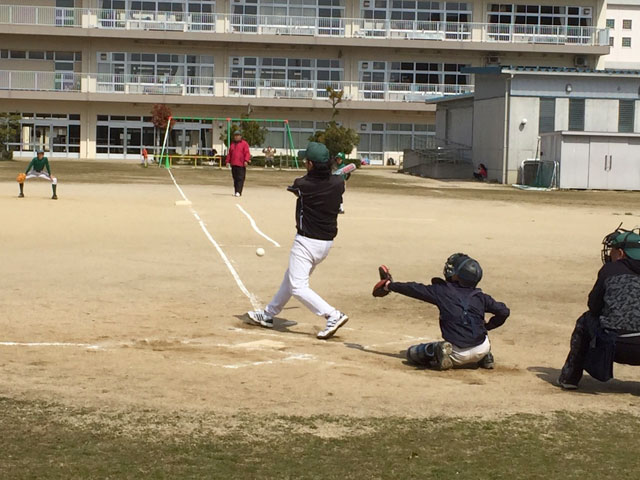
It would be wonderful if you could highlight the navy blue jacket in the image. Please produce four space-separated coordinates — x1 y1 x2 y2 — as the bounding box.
388 278 510 348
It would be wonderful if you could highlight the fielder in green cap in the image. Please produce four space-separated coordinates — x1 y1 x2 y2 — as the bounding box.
18 150 58 199
248 141 349 340
559 224 640 390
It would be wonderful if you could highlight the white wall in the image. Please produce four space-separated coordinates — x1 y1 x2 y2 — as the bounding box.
507 96 541 181
556 98 570 131
585 98 619 131
472 96 505 182
444 105 473 147
604 3 640 68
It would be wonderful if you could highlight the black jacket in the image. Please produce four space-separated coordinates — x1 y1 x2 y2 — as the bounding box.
288 169 344 241
588 258 640 332
388 278 510 348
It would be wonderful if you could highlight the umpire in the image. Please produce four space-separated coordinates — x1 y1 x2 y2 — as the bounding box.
558 225 640 389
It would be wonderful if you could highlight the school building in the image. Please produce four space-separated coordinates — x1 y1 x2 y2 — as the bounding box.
0 0 611 164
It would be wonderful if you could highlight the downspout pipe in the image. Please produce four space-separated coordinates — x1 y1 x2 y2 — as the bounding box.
502 74 513 185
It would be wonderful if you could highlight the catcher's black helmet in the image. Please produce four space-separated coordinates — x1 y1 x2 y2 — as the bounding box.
443 253 483 287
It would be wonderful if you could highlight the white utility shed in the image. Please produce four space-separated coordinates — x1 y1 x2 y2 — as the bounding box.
541 131 640 190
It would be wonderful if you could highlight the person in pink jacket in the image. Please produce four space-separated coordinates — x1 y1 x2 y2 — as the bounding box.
226 130 251 196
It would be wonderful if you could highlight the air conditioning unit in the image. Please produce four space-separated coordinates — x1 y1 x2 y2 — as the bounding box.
574 55 588 68
485 55 501 65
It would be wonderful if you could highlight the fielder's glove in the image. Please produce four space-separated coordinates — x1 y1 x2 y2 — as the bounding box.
372 265 393 297
16 173 26 183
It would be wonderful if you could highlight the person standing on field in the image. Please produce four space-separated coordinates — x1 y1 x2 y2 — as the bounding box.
18 150 58 200
247 142 349 340
226 130 251 197
141 147 149 167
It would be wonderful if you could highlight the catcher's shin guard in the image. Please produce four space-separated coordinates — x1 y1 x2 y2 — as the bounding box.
406 343 433 366
406 342 453 370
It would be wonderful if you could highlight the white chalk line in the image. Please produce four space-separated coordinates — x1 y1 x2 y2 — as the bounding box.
180 353 337 370
235 204 281 248
0 341 101 349
167 169 261 310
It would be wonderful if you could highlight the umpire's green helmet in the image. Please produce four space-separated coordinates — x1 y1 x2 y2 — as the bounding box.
602 225 640 263
611 231 640 260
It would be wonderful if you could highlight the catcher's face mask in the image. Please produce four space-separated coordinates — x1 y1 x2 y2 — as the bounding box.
601 223 640 264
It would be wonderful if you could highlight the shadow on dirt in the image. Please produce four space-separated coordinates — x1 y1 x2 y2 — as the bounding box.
529 366 640 396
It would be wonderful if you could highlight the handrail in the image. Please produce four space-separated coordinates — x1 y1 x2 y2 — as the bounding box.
0 70 474 101
0 5 610 46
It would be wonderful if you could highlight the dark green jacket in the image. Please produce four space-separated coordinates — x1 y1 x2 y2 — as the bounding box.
26 156 51 175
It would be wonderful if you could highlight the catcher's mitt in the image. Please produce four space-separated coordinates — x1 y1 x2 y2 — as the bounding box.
372 265 393 297
16 173 26 183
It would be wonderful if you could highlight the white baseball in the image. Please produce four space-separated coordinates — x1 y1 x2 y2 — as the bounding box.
256 247 265 257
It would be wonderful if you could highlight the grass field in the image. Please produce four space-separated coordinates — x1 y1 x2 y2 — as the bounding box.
1 159 640 479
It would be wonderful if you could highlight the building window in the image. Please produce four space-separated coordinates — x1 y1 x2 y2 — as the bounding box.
623 19 632 29
622 37 632 47
606 18 615 29
539 98 556 133
229 56 343 96
609 36 614 47
359 61 469 99
231 0 344 34
568 98 585 131
619 100 635 133
96 115 217 158
358 122 435 163
6 113 81 156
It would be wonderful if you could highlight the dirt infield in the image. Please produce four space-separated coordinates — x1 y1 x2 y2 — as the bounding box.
2 161 640 424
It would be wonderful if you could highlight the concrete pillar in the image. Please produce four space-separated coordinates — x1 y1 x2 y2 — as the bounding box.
345 0 359 37
217 0 230 33
471 1 485 42
80 103 96 160
215 46 229 96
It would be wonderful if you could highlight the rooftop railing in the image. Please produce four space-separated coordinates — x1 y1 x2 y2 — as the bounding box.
0 5 610 46
0 71 473 101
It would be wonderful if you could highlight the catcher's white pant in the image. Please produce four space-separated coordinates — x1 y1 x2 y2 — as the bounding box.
265 234 336 318
451 336 491 366
26 169 57 185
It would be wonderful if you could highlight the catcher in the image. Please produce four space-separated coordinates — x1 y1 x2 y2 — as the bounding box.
558 224 640 390
372 254 510 370
17 150 58 199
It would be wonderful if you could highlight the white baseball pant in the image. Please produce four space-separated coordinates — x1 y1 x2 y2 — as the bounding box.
26 169 57 185
265 234 336 318
451 336 491 366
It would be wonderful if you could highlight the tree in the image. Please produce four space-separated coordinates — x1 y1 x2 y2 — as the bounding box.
219 115 267 148
151 104 175 152
309 121 359 159
326 86 344 120
309 87 359 158
0 112 20 160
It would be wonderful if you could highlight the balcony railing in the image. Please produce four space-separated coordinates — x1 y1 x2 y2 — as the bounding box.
0 5 610 46
0 71 473 101
0 70 82 92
